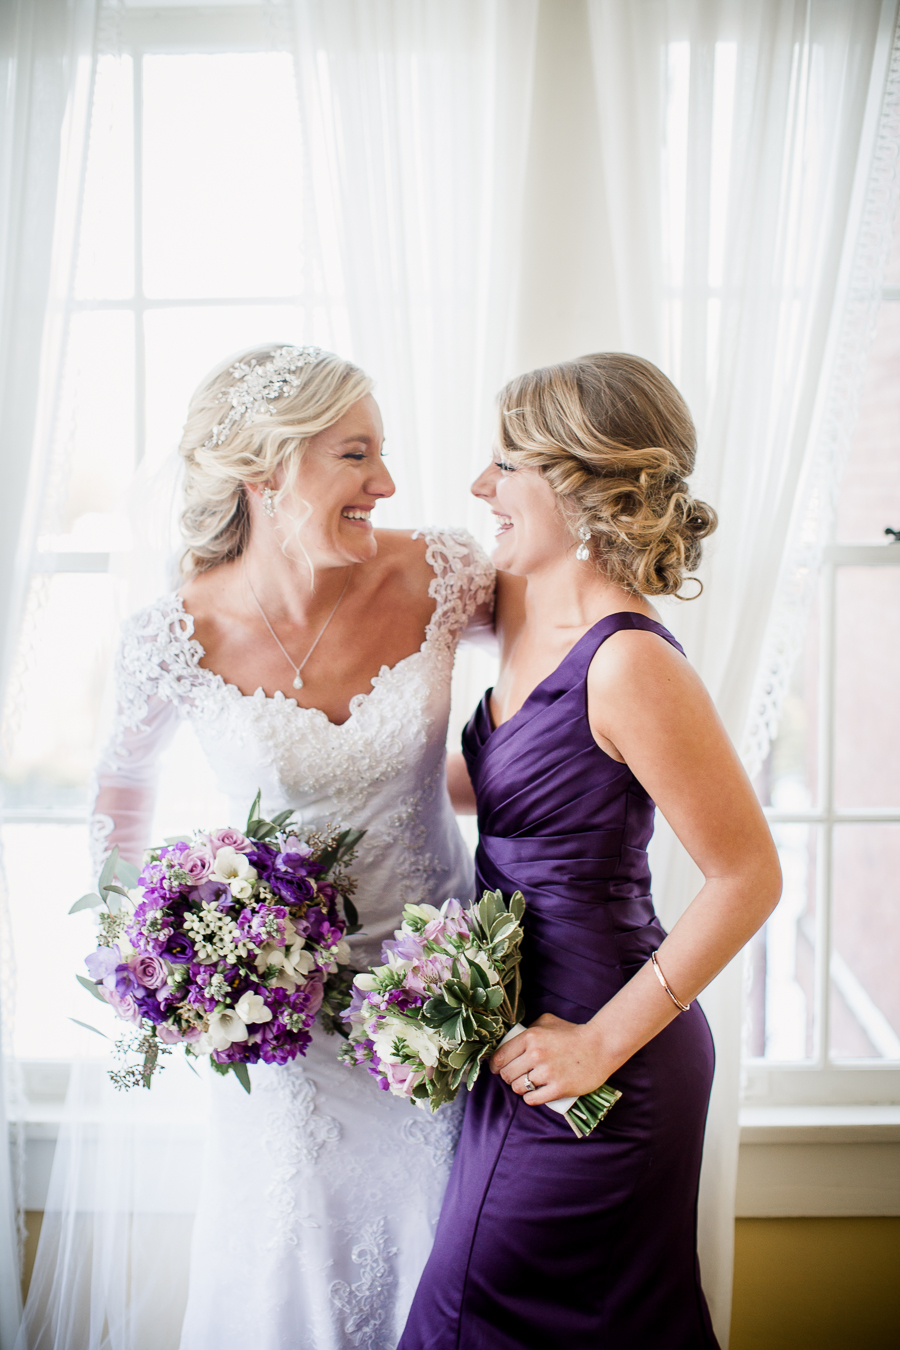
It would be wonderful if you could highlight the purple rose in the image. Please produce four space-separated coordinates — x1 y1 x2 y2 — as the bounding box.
128 953 167 989
178 845 213 883
156 1023 187 1044
100 986 141 1025
207 828 252 855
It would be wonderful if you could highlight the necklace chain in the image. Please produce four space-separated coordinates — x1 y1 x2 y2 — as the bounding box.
244 564 354 690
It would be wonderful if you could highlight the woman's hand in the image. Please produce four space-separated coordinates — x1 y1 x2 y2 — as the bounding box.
489 1013 611 1106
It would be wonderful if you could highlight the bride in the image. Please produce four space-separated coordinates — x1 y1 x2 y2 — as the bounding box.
89 345 494 1349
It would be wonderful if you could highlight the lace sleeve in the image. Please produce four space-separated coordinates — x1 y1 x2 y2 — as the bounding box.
89 600 190 875
417 528 496 652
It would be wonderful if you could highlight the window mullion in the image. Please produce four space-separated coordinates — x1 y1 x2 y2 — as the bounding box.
814 557 837 1069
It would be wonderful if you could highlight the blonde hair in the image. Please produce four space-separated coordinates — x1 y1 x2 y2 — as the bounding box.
497 353 717 597
178 345 373 575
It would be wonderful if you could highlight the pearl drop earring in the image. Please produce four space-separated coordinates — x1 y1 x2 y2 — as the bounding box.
262 487 276 518
575 526 591 562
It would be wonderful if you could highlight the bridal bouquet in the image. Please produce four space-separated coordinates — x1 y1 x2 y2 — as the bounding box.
340 889 621 1139
73 793 363 1092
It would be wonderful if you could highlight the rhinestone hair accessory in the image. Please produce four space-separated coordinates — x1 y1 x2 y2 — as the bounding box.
202 345 324 452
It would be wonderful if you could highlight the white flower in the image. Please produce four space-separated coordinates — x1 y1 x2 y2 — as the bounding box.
463 946 500 985
229 877 253 899
255 938 314 991
332 939 351 966
212 847 257 888
234 992 273 1025
353 973 379 991
372 1016 442 1068
206 1009 249 1049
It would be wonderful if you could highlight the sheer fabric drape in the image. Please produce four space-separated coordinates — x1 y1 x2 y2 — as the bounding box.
0 2 100 1345
586 1 900 1340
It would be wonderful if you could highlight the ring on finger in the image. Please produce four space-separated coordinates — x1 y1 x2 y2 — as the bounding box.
523 1073 536 1093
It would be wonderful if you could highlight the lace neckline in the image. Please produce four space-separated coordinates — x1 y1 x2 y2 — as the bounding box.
168 533 454 728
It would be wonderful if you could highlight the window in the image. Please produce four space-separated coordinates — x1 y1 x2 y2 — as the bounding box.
745 205 900 1105
1 4 345 1061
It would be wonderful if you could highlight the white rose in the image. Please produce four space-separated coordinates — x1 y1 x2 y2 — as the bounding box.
207 1009 249 1050
372 1016 442 1068
234 992 273 1025
212 847 257 887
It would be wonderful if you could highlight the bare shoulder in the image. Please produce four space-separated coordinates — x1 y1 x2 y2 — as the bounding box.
178 561 240 623
588 624 707 707
370 529 434 597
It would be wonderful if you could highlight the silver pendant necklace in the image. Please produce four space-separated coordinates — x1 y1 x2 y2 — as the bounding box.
245 563 354 690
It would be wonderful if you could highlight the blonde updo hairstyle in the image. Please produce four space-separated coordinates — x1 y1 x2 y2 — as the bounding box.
497 353 716 597
179 345 374 576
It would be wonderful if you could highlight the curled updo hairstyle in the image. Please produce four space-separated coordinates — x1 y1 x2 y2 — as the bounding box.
178 345 374 575
497 353 717 597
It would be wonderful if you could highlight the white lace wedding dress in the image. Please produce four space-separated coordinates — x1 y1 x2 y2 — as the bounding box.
90 528 494 1350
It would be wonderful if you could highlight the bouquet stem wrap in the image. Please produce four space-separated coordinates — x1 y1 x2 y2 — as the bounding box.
499 1024 621 1139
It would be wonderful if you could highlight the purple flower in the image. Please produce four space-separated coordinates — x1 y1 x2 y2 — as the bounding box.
128 953 167 989
100 986 141 1025
422 898 470 943
206 828 252 855
162 933 194 962
156 1023 186 1045
85 945 122 986
178 845 213 883
237 904 287 947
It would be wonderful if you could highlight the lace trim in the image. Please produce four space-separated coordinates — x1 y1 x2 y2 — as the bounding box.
112 526 492 738
329 1217 399 1350
742 19 900 776
258 1062 342 1251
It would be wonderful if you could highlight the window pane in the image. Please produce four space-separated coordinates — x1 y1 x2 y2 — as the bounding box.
746 824 818 1061
755 596 818 810
142 54 304 299
1 574 120 811
835 300 900 543
834 566 900 808
38 310 135 551
74 55 134 301
4 823 115 1059
830 825 900 1061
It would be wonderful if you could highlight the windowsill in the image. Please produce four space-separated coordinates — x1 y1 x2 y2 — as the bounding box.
740 1103 900 1143
737 1105 900 1217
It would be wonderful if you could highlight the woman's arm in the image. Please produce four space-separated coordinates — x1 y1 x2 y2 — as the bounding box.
446 752 477 813
492 629 782 1103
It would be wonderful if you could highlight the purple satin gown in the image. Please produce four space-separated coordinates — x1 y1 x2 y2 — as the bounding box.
399 613 719 1350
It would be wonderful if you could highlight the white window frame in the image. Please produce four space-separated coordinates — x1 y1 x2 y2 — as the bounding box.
744 278 900 1109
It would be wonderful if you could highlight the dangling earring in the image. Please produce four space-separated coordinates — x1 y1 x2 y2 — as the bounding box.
575 526 591 562
261 487 276 518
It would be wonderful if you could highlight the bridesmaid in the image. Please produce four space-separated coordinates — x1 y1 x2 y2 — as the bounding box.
400 353 781 1349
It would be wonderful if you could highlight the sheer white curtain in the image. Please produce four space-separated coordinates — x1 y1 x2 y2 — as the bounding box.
289 0 539 538
585 1 900 1341
0 2 100 1345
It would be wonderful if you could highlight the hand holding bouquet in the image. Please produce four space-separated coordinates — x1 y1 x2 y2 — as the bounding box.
73 793 363 1092
341 889 621 1138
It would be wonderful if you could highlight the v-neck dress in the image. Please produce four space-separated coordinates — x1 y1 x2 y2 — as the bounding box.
399 612 719 1350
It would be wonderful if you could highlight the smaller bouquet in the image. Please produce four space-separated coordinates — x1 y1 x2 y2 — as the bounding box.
341 889 621 1139
73 793 363 1092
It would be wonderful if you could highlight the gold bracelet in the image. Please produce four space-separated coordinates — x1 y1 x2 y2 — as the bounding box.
650 951 690 1013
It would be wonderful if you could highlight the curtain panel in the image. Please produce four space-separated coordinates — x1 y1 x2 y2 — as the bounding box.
1 2 100 1346
587 1 900 1340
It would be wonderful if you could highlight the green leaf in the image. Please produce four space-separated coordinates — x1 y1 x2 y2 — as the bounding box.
69 1017 108 1039
97 847 119 901
103 883 130 899
231 1062 252 1094
343 895 359 930
466 1056 484 1091
246 790 263 833
76 974 108 1003
467 961 488 991
270 808 296 829
115 860 140 889
447 1042 477 1069
69 892 102 915
509 890 525 922
485 987 504 1009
